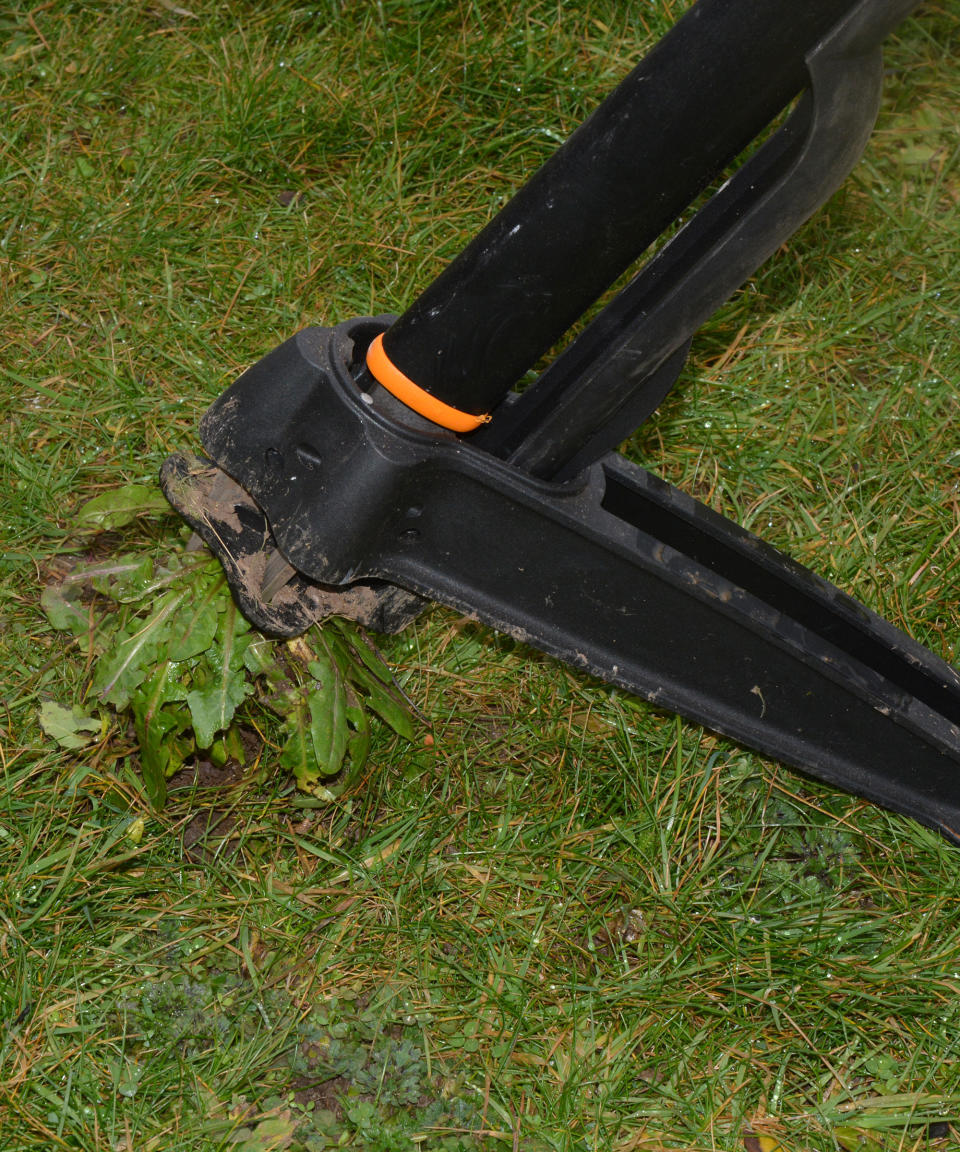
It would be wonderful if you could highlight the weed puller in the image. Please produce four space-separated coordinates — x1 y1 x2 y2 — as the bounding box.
162 0 960 840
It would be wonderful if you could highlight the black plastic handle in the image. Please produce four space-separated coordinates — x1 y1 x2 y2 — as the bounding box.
379 0 851 416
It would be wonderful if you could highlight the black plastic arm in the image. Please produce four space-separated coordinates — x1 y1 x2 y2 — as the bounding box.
378 0 917 423
479 0 918 479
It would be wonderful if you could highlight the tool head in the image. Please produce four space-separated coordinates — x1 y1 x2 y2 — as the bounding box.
160 451 424 638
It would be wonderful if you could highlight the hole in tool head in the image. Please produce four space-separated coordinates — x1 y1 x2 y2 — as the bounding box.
348 317 392 372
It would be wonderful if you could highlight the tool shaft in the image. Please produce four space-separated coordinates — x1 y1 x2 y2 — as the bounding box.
381 0 849 415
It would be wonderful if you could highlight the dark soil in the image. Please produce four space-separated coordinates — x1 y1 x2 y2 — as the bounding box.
169 756 248 863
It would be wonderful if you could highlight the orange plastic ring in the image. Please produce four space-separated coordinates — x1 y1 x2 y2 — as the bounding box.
365 333 490 433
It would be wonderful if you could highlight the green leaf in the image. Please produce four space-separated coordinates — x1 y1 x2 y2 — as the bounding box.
41 583 92 637
165 578 223 661
87 553 217 604
186 599 252 747
332 619 391 678
223 726 246 763
230 1110 298 1152
87 555 156 601
187 667 249 748
899 142 940 167
346 700 371 765
307 655 349 776
74 484 172 531
243 636 277 678
279 685 356 797
132 662 193 809
279 697 314 784
131 668 178 811
327 629 415 740
38 701 101 750
245 636 299 715
333 700 371 796
93 588 185 708
834 1128 886 1152
352 664 415 740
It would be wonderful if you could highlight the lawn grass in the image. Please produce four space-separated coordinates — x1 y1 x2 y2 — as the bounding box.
2 1 959 1150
